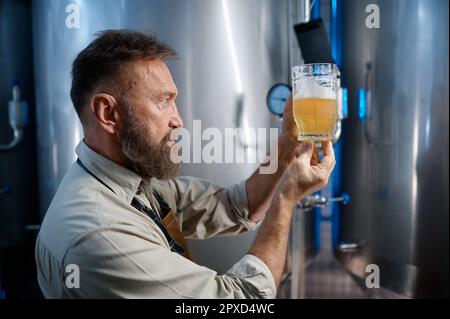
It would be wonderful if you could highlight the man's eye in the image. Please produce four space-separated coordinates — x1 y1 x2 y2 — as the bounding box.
159 98 170 108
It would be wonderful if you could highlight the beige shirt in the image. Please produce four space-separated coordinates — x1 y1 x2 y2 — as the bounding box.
35 140 276 299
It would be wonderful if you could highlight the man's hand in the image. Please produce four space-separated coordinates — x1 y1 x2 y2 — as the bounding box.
279 94 336 203
246 94 327 222
282 94 298 142
277 140 336 205
249 140 335 287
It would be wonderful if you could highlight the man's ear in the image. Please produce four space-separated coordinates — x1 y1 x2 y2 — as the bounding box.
89 93 120 135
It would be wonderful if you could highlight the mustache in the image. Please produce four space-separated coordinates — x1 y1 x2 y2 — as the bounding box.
162 130 178 145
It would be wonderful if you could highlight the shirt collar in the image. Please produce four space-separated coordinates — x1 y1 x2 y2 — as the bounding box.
75 140 144 204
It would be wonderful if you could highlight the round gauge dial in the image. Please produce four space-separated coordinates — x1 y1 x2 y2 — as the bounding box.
266 83 291 117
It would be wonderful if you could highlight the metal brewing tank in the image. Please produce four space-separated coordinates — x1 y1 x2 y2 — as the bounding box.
0 0 38 248
32 0 292 272
337 0 449 298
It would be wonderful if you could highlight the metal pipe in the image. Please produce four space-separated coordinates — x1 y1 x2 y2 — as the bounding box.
0 127 24 152
0 85 27 152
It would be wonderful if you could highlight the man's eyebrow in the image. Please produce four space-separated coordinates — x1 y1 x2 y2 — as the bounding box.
151 89 177 98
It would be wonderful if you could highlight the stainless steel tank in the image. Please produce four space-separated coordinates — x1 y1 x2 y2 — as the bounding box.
32 0 293 273
0 0 38 247
337 0 449 298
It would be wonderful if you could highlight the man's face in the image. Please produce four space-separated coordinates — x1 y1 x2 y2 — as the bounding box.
117 59 183 179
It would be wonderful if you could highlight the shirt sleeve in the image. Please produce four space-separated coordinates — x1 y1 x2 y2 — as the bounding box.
151 176 261 240
62 226 276 299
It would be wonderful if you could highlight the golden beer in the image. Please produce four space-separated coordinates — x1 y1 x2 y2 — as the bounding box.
293 97 337 141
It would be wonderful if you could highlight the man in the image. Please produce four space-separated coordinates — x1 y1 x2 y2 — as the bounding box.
35 30 335 298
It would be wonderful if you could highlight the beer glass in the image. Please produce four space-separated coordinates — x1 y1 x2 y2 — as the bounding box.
292 63 338 141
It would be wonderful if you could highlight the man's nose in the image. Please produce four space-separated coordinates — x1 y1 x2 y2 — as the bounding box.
169 105 184 129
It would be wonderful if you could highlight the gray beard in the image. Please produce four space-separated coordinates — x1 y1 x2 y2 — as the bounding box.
118 104 180 180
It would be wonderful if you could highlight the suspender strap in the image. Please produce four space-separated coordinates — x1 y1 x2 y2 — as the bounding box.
131 197 186 255
152 190 172 216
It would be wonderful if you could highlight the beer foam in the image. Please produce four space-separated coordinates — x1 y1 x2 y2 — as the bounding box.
294 78 336 100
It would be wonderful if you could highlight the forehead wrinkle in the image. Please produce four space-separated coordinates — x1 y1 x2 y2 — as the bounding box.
126 59 177 101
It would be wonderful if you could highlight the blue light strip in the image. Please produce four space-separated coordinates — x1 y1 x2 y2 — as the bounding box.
311 0 321 20
331 0 337 61
358 88 367 121
312 0 322 251
314 208 322 251
331 0 342 68
330 0 343 250
342 87 348 118
331 142 342 248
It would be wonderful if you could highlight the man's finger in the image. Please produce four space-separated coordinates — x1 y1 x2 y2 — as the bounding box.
316 155 336 172
283 94 293 118
286 93 293 105
297 141 314 163
311 144 320 165
316 140 336 171
321 140 335 161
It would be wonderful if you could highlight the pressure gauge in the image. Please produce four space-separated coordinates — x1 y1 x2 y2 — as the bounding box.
266 83 291 117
